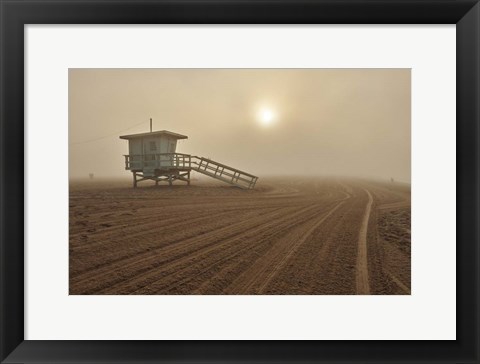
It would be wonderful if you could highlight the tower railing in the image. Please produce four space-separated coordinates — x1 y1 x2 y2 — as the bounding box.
124 153 192 170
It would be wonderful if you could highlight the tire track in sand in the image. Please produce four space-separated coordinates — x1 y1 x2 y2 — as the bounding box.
385 270 411 294
70 206 290 292
225 189 352 294
156 205 333 295
356 189 373 295
93 205 322 294
256 200 346 294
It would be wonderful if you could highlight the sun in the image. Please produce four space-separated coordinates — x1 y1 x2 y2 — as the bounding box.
259 108 275 127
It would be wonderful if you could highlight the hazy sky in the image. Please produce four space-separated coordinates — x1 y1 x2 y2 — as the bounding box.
69 69 410 181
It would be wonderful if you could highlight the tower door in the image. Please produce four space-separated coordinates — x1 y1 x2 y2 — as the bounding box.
144 140 157 155
143 139 158 170
168 140 177 153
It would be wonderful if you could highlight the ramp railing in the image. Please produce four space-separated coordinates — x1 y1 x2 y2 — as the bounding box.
191 156 258 189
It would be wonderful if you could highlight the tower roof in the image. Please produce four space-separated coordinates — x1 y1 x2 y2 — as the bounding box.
119 130 188 140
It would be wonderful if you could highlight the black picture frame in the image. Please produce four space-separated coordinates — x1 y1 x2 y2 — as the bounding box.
1 1 479 363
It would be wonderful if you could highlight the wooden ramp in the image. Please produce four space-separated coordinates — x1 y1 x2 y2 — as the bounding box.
191 156 258 189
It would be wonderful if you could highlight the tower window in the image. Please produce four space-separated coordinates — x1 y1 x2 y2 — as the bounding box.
149 141 157 151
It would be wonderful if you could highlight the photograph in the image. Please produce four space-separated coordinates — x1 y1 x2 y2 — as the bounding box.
69 68 411 295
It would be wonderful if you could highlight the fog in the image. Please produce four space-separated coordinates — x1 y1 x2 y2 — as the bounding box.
69 69 410 182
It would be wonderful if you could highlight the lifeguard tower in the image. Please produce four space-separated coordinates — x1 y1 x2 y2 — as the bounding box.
120 121 258 189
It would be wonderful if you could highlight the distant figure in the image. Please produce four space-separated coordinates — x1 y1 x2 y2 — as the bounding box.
89 173 94 180
390 177 394 184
